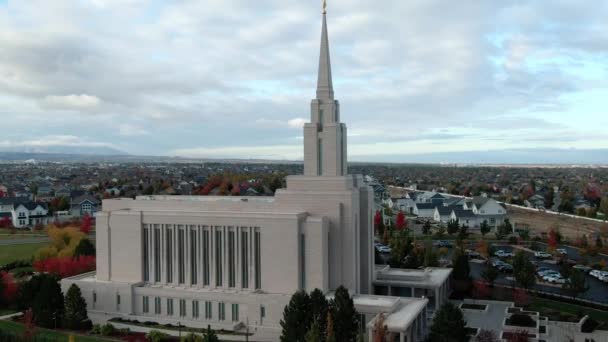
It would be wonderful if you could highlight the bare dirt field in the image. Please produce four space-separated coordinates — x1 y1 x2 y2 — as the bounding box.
509 206 607 239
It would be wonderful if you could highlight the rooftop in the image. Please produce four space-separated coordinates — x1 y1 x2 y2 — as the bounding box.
374 266 452 288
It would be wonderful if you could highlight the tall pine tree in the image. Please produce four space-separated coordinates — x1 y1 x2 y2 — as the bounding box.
330 286 359 342
310 288 329 341
64 284 89 329
428 302 468 342
280 290 311 342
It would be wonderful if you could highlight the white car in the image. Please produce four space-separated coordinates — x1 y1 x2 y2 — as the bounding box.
543 275 566 284
538 270 560 278
534 251 552 258
555 248 568 255
590 270 608 282
377 246 392 253
495 250 514 258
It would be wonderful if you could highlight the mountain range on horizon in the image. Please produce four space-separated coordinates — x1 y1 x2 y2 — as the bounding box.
0 146 607 165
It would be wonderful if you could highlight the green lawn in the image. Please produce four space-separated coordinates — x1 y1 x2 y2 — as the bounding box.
0 242 47 265
527 298 608 323
0 320 116 341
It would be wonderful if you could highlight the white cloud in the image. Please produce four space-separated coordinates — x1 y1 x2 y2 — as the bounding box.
42 94 101 110
118 123 149 137
287 118 307 129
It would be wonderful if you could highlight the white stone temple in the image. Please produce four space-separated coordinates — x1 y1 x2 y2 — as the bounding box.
63 6 450 341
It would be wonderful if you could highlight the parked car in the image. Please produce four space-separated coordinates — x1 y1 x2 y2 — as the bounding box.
377 246 392 253
536 267 552 274
543 275 566 284
572 265 592 273
538 270 560 278
465 249 481 259
434 240 453 248
555 248 568 256
590 270 608 282
498 264 513 273
534 251 552 259
494 250 514 258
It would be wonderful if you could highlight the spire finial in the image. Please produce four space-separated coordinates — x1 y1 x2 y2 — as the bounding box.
322 0 327 14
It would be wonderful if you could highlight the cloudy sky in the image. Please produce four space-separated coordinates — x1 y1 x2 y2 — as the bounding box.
1 0 607 161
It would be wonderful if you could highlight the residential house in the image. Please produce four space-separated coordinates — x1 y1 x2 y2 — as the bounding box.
70 194 101 218
470 197 507 228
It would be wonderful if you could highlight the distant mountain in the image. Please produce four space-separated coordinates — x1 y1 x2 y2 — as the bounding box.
0 145 127 156
355 148 608 165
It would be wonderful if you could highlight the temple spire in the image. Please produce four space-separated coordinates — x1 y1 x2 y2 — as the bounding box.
316 4 334 100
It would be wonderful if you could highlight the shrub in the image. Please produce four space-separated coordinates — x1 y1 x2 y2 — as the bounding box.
100 323 116 336
91 324 101 334
144 321 159 326
507 314 536 327
581 318 599 333
181 332 203 342
508 236 518 245
147 330 171 342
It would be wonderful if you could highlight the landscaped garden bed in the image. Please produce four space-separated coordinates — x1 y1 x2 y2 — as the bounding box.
460 303 487 311
505 313 537 328
109 317 251 337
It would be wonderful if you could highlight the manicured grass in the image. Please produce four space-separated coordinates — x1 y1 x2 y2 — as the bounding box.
0 234 46 241
527 298 608 323
0 320 116 341
0 242 47 265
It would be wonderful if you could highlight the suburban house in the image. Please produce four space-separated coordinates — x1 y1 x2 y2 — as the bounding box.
70 194 101 218
467 196 508 228
0 198 51 228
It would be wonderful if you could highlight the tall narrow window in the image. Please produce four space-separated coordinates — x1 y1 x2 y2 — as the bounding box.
116 293 121 310
228 230 236 288
241 230 249 288
166 227 173 283
190 228 197 285
203 229 210 286
143 226 149 281
300 233 306 289
319 109 324 124
192 300 199 318
254 230 261 289
178 228 185 284
205 301 212 319
317 139 323 175
167 298 174 316
154 297 161 314
154 227 161 282
232 303 239 322
143 296 149 313
218 302 225 321
215 229 223 287
179 299 186 317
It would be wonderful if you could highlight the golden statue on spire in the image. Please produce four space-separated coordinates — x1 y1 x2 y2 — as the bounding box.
322 0 327 14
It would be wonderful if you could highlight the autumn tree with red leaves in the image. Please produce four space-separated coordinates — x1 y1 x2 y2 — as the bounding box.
512 288 530 307
0 271 18 305
506 330 529 342
373 312 387 342
23 308 36 341
80 214 92 234
547 229 558 251
33 255 96 278
374 210 385 235
0 216 11 228
395 211 407 231
473 281 490 299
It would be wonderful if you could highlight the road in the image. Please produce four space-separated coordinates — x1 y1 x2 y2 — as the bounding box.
0 236 50 246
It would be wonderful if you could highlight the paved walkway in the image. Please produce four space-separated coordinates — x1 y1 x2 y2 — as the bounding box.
0 312 22 320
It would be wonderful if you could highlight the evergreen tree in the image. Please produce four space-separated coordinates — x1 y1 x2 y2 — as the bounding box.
451 250 472 295
326 311 336 342
73 238 96 257
64 284 89 329
562 269 589 299
424 240 439 267
458 224 468 240
202 325 220 342
280 290 311 342
481 265 498 288
32 275 65 328
447 219 460 235
428 302 468 342
512 251 536 290
309 288 329 341
330 286 359 342
422 220 432 235
18 273 57 311
305 320 322 342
